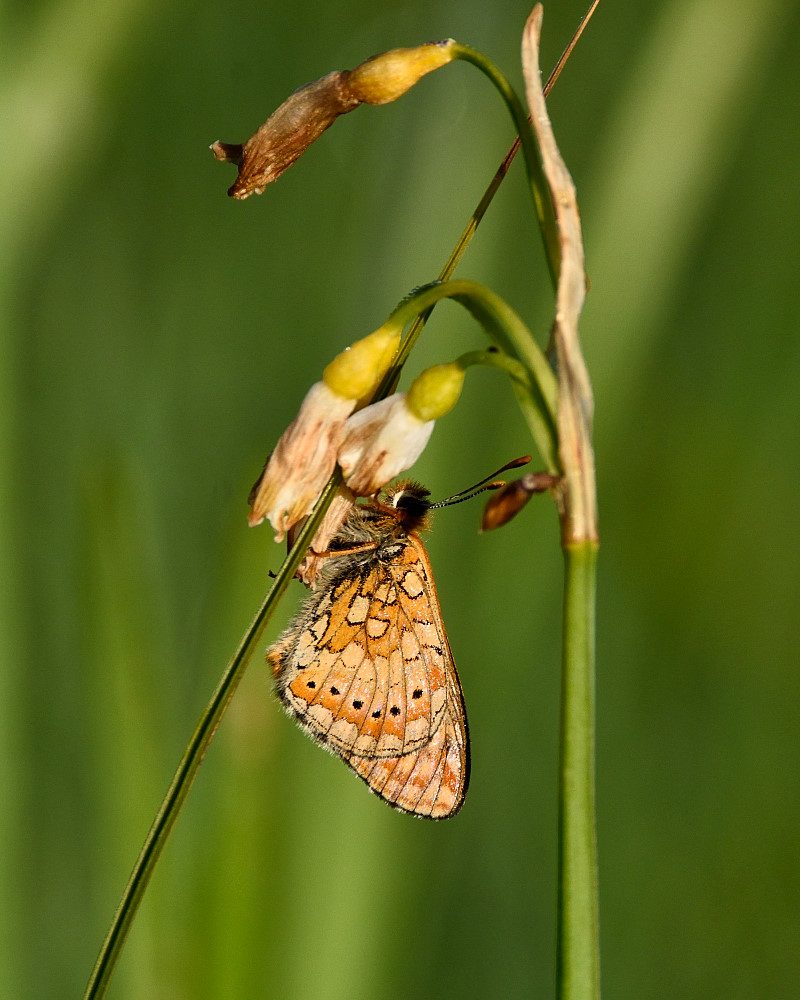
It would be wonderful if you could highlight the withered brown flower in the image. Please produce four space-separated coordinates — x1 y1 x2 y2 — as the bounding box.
212 42 456 199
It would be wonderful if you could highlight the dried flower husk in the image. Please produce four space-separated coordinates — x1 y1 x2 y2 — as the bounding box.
211 72 358 199
248 382 354 539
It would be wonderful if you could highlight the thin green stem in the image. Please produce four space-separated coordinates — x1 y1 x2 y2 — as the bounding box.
393 280 557 411
382 37 567 383
426 0 600 301
454 348 559 473
557 540 600 1000
83 475 342 1000
451 43 560 286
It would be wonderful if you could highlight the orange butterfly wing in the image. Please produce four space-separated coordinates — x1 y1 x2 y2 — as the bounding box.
269 533 469 819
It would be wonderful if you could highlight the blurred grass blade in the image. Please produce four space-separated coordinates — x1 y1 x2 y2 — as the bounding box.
83 476 340 1000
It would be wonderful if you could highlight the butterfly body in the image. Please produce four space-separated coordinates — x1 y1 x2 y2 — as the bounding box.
268 483 469 819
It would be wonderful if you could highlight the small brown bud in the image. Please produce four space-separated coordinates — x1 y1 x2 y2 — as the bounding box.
481 472 560 532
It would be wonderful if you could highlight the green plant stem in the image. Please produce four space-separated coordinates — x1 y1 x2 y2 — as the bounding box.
386 279 560 469
557 540 600 1000
394 280 555 395
83 476 342 1000
374 40 570 408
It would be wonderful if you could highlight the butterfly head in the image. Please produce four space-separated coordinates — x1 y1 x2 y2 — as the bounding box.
381 481 433 533
379 456 533 535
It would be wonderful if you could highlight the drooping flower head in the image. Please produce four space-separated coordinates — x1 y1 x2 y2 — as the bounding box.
248 323 400 539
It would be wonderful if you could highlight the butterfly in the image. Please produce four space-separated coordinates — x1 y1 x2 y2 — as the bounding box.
267 481 469 819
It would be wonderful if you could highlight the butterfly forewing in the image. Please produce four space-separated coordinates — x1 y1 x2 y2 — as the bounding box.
269 495 469 819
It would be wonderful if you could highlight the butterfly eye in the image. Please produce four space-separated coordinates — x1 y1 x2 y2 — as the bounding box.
388 484 432 523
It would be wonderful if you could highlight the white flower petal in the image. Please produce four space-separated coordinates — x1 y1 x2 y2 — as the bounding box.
338 393 434 495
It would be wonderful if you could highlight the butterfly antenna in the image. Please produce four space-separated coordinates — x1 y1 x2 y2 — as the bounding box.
430 455 532 509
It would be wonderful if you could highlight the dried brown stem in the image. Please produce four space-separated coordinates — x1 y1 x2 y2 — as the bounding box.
522 6 597 546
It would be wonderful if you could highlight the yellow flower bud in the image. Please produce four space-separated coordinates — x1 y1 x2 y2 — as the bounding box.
405 362 465 422
346 41 457 105
322 324 401 400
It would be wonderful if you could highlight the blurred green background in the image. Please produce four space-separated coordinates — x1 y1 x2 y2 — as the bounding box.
2 0 798 997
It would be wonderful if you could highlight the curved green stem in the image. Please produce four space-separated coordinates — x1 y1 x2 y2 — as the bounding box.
454 348 559 473
83 474 342 1000
372 45 564 405
395 281 556 402
382 279 559 469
